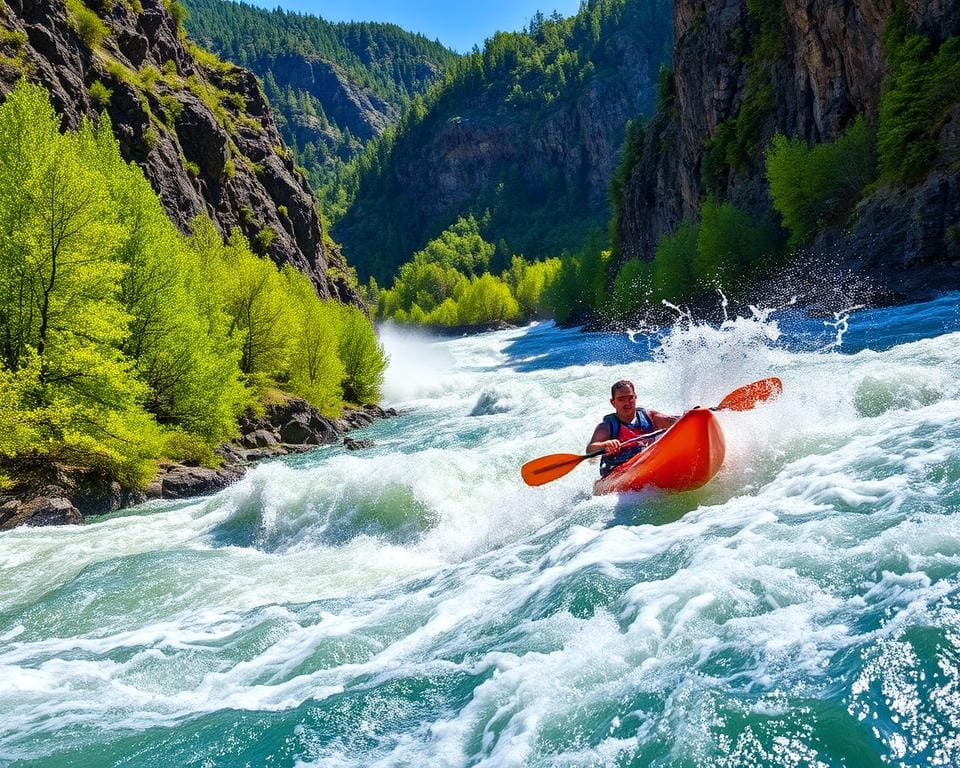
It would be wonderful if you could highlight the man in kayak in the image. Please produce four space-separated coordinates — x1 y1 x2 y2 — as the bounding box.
587 380 678 478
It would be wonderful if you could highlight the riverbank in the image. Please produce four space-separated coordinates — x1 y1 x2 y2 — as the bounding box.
0 398 397 530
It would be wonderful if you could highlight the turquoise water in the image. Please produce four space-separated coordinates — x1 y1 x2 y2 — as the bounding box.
2 294 960 767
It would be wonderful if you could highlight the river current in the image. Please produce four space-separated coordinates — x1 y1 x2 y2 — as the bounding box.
2 294 960 767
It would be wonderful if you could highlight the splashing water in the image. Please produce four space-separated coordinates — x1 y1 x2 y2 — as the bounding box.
2 295 960 767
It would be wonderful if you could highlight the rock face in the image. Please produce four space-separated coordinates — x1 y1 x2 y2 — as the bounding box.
1 400 398 529
257 53 396 142
0 0 361 304
335 10 673 282
616 0 960 304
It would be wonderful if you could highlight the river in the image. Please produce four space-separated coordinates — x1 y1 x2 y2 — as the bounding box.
2 293 960 767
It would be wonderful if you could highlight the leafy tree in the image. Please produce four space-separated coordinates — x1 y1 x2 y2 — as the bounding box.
695 198 781 285
282 265 344 415
457 273 520 325
87 124 250 443
651 220 698 303
766 118 875 247
0 81 160 484
337 305 387 404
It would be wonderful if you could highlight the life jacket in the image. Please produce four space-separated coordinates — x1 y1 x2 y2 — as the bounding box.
599 408 655 478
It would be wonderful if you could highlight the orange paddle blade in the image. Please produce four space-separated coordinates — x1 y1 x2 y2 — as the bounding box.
521 452 594 486
716 377 783 411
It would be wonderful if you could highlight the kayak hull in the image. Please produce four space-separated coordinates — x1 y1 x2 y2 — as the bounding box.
593 408 725 495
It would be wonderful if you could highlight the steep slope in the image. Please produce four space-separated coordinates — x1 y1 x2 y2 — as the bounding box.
615 0 960 304
182 0 458 207
0 0 359 303
333 0 672 284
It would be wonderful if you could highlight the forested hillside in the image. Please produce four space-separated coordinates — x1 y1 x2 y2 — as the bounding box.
183 0 458 214
333 0 672 285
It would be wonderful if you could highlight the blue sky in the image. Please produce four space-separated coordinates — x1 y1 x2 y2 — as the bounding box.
250 0 585 52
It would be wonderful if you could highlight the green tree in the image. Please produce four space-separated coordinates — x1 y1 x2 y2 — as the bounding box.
651 220 698 302
337 305 387 403
766 118 875 247
457 273 520 325
877 6 960 185
282 265 345 414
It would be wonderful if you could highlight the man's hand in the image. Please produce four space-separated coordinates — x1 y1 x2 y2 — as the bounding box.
603 439 622 455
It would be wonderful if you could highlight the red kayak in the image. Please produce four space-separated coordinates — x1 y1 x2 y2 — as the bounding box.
593 408 725 495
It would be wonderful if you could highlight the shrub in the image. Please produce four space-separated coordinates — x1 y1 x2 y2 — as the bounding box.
337 306 387 404
766 117 876 247
88 79 112 108
66 0 109 49
255 226 277 253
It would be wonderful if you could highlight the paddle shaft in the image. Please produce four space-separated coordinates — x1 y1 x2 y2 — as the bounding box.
524 431 666 482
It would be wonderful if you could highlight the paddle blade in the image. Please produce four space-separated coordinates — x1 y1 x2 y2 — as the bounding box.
521 452 590 486
717 377 783 411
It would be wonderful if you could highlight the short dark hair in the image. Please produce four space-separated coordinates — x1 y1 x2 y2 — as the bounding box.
611 380 635 398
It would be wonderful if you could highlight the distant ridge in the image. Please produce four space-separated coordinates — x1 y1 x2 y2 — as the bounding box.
183 0 459 206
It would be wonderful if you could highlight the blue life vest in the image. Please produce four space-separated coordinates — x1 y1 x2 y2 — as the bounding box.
599 408 655 478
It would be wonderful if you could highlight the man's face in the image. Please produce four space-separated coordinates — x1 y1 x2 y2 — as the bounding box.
611 388 637 421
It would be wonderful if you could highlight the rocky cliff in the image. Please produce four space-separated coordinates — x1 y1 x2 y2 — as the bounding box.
0 0 361 303
256 52 397 142
334 0 673 283
616 0 960 305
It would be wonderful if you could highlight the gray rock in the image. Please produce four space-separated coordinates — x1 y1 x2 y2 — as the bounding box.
343 438 374 451
157 465 245 500
242 429 280 449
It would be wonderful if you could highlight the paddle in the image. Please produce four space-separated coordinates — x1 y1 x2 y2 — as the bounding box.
520 377 783 487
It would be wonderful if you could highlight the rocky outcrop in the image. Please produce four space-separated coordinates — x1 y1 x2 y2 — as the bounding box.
0 0 361 304
256 53 396 141
0 400 398 529
616 0 960 304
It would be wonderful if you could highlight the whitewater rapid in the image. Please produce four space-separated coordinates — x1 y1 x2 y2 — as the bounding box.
2 296 960 766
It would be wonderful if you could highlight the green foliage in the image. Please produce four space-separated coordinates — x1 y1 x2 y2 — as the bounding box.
695 198 781 284
414 215 494 275
506 255 563 318
610 200 783 313
66 0 109 49
282 266 345 415
254 225 277 254
337 306 387 404
766 117 877 247
878 6 960 185
164 0 188 33
609 117 645 249
0 82 157 483
650 220 698 302
609 257 651 319
88 79 112 108
457 274 520 325
544 235 611 324
375 219 564 327
0 82 389 485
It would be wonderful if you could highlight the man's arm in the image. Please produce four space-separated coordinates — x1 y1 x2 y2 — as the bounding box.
647 410 678 430
586 422 620 455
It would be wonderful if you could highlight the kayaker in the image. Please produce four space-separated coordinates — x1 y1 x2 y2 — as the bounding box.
587 380 678 477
